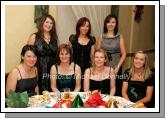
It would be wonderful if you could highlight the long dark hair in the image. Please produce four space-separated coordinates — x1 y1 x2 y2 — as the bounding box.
21 45 38 63
103 14 118 35
37 14 58 44
76 17 91 38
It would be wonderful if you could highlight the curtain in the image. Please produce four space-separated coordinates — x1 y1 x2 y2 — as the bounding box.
56 5 111 44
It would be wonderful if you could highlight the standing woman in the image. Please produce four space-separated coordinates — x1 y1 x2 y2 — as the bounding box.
84 49 116 95
122 51 154 107
69 17 96 91
97 14 126 96
28 14 58 94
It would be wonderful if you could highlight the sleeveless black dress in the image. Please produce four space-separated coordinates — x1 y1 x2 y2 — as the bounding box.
34 33 58 93
89 68 111 94
15 68 38 97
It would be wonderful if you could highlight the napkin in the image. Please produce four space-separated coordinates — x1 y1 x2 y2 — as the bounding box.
84 91 108 107
70 94 83 108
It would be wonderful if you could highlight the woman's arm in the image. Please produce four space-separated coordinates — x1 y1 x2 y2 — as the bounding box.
110 68 116 96
83 68 91 92
34 67 39 95
50 65 60 93
27 34 36 45
122 81 130 100
115 34 127 74
96 34 102 49
6 68 19 96
74 65 81 92
135 86 154 104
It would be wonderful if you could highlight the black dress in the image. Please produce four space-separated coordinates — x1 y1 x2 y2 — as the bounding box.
123 72 155 107
89 68 111 94
16 68 38 97
34 33 58 93
69 34 96 75
55 64 76 92
69 34 96 91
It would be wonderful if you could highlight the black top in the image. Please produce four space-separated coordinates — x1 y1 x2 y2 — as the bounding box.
34 33 58 93
123 72 155 103
69 34 96 74
89 68 111 94
55 64 76 92
15 68 38 97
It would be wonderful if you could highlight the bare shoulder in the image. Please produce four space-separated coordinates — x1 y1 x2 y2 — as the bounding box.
75 64 81 71
27 33 36 45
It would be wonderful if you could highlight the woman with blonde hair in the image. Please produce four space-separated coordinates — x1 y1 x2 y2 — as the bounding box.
84 49 116 95
122 51 154 107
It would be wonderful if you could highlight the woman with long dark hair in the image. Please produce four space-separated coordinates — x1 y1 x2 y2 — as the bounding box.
28 14 58 94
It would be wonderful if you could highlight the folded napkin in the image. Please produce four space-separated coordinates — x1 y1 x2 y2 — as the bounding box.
70 94 83 108
84 91 108 108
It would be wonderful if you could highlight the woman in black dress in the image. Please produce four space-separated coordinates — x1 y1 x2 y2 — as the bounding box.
28 14 58 94
68 17 96 91
84 49 116 95
6 45 39 97
122 51 154 107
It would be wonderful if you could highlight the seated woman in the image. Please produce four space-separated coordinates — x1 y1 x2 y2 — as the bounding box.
84 49 116 95
122 51 154 107
6 45 39 97
50 44 81 92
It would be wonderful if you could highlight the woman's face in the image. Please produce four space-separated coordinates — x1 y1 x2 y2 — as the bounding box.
94 52 106 67
79 21 89 35
43 17 53 32
59 49 70 63
133 53 146 69
22 50 37 67
106 17 116 32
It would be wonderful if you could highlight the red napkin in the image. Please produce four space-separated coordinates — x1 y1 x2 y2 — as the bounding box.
84 91 108 107
52 99 72 108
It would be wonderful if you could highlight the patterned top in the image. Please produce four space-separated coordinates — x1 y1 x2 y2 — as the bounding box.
123 72 155 103
34 33 58 93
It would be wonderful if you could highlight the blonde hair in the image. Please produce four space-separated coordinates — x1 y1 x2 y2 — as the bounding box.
129 51 152 80
91 49 109 75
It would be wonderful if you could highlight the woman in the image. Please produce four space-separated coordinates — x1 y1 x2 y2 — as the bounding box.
27 14 58 93
69 17 96 91
50 44 81 93
84 49 116 95
97 14 126 96
122 51 154 107
6 45 39 97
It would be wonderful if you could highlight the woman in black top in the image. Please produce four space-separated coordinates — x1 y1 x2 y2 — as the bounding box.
50 44 81 93
6 45 39 97
28 14 58 93
84 49 116 95
122 51 154 107
69 17 96 91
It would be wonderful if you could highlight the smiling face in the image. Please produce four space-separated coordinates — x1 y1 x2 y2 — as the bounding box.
43 17 53 32
79 21 89 35
106 17 116 32
94 51 106 67
59 49 70 64
22 50 37 67
133 53 146 69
